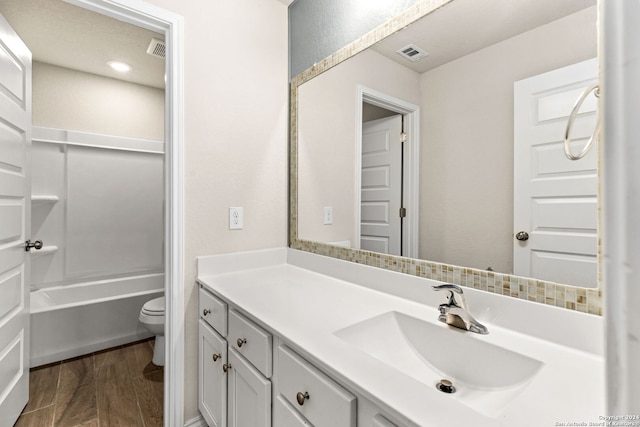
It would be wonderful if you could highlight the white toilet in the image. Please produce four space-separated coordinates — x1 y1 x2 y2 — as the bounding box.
139 296 165 366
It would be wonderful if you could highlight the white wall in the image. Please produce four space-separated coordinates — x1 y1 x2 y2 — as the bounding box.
33 61 164 140
298 48 421 245
136 0 289 421
418 6 597 272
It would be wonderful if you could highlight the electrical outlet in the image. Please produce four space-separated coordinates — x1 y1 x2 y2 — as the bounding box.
323 207 333 225
229 207 243 230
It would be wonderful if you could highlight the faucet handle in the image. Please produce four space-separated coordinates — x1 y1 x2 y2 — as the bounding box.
432 284 463 294
432 284 466 308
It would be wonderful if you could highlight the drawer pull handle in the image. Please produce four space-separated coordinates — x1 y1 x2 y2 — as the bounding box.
296 391 310 406
236 338 247 348
223 363 232 373
212 353 221 362
203 308 211 316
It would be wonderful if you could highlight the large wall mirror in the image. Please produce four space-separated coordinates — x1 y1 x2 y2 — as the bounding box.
290 0 601 313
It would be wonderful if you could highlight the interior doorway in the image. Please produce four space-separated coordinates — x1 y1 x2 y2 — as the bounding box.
0 0 184 425
361 111 404 255
356 85 420 258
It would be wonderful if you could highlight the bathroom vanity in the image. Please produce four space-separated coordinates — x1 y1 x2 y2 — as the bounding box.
197 248 604 427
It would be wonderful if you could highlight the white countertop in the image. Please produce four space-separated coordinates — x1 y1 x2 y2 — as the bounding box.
197 248 605 427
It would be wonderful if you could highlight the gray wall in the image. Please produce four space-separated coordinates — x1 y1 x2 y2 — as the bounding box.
289 0 420 77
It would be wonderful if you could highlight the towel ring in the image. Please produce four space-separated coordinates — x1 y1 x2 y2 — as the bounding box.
564 83 600 161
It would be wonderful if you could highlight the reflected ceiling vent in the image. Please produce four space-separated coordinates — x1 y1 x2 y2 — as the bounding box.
396 44 428 62
146 38 166 59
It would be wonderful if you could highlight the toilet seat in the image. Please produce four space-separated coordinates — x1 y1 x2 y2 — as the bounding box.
141 296 165 316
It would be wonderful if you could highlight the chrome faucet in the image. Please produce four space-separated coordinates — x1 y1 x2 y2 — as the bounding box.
432 284 488 334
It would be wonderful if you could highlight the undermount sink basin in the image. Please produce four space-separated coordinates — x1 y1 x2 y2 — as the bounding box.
334 311 543 417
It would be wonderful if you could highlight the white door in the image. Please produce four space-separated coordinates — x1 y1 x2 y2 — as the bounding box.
513 58 598 287
361 115 403 255
0 12 32 427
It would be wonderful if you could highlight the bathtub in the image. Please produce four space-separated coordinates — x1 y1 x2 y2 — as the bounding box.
30 273 164 367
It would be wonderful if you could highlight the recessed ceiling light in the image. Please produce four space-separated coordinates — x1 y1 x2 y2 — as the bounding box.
107 60 132 73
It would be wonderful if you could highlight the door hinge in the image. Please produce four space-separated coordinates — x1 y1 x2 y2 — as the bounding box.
401 132 407 143
399 207 407 218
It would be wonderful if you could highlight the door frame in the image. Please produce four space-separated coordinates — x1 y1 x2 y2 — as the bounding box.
65 1 185 426
355 85 419 258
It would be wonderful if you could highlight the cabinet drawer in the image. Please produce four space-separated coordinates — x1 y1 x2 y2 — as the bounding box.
373 414 397 427
274 394 312 427
199 286 227 336
228 309 272 378
277 345 356 427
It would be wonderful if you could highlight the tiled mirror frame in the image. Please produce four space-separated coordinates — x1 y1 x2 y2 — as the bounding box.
289 0 602 315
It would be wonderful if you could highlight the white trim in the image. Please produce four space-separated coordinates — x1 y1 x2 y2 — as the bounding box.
355 85 420 258
63 1 185 426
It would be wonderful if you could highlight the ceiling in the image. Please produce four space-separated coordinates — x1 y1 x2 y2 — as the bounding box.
0 0 594 88
0 0 165 89
373 0 596 74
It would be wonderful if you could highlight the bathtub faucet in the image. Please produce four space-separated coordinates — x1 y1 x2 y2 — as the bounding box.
432 284 488 334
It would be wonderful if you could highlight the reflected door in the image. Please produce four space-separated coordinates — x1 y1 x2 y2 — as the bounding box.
513 58 598 288
360 115 402 255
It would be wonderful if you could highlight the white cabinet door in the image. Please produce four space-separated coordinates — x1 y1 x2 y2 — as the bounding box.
199 320 227 427
228 347 271 427
273 394 312 427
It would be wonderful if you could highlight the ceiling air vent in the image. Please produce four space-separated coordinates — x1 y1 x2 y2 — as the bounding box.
146 38 166 59
396 44 428 62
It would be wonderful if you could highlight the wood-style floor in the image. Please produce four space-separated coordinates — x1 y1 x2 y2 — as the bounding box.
15 338 163 427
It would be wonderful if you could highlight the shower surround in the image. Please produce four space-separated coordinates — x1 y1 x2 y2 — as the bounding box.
29 127 164 366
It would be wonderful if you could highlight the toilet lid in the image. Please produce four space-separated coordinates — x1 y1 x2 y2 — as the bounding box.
142 296 165 315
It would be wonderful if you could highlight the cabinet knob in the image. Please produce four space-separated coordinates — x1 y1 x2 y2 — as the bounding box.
223 363 232 373
203 308 211 316
296 391 309 406
515 231 529 241
236 338 247 348
212 353 221 362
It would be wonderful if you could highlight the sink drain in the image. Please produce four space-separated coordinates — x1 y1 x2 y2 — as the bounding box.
436 379 456 394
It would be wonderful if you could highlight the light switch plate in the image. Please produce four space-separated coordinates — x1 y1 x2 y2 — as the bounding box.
323 207 333 225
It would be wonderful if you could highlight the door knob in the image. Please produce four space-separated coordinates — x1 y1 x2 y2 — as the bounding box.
515 231 529 241
25 239 43 251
